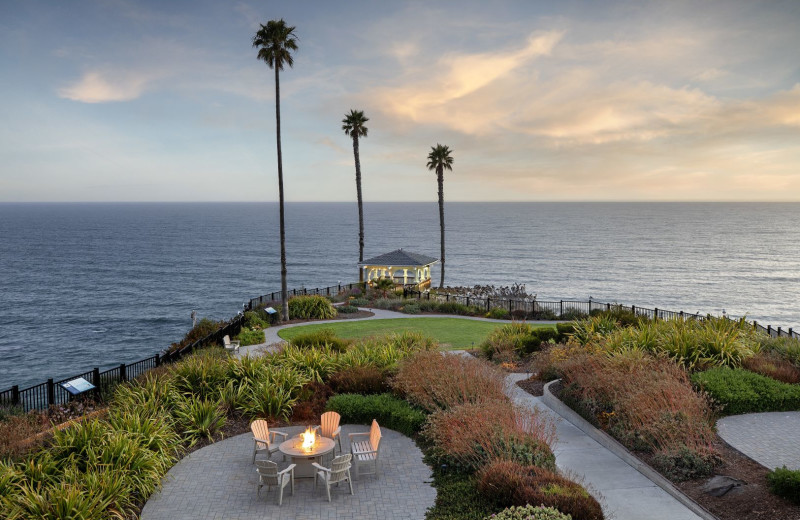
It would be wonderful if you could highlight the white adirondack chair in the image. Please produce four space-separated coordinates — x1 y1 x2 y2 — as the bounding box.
223 335 240 354
316 411 342 454
312 453 354 502
251 419 288 463
349 419 381 479
255 460 295 506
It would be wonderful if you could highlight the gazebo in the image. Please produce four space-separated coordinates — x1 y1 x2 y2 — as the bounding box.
359 249 438 289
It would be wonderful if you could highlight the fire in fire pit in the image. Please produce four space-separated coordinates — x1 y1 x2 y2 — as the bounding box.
301 426 316 451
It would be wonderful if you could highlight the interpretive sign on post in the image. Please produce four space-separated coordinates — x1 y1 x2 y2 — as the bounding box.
264 307 277 315
60 377 95 396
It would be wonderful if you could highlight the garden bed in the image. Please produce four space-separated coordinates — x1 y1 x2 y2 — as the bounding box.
536 380 800 520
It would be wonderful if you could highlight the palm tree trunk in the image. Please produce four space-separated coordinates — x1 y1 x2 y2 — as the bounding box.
275 66 289 321
353 135 365 280
437 167 445 289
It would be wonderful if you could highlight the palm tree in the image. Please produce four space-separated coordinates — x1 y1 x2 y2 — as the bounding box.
342 110 369 279
426 144 454 289
253 19 298 322
373 277 395 298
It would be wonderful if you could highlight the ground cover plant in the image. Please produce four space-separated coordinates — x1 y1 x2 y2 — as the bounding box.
691 367 800 415
768 466 800 505
279 317 505 349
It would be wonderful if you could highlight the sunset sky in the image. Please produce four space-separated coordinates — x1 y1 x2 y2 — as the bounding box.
1 0 799 202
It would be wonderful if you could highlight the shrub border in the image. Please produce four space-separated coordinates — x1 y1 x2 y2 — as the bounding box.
541 379 716 520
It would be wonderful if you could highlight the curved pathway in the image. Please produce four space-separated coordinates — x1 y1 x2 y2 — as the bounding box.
717 412 800 470
141 425 435 520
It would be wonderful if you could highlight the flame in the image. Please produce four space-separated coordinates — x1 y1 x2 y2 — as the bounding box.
301 426 316 451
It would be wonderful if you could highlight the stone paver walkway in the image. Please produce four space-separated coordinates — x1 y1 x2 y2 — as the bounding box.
717 412 800 471
141 425 435 520
505 373 703 520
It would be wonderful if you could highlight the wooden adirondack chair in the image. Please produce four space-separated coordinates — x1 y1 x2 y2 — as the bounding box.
255 460 295 506
349 419 381 479
251 419 288 463
316 411 342 454
222 335 240 354
312 453 354 502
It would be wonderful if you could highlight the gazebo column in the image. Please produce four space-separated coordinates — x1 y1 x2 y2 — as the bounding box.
403 268 408 285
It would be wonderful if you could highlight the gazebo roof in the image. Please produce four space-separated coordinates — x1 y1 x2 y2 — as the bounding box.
359 249 438 267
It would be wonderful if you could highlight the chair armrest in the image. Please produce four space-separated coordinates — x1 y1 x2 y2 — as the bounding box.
312 425 321 432
348 432 370 440
253 436 269 444
311 462 329 473
277 463 296 476
270 430 289 442
333 426 341 436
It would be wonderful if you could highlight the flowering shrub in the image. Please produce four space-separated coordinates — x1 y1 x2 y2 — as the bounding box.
486 504 572 520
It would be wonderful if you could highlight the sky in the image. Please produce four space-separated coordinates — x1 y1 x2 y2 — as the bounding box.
1 0 799 202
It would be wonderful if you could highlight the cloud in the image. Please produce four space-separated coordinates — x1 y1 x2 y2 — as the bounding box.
58 71 154 103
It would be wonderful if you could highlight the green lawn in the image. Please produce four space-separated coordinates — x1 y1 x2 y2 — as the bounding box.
278 317 556 350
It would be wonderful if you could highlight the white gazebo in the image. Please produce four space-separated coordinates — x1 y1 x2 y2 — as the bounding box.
359 249 438 288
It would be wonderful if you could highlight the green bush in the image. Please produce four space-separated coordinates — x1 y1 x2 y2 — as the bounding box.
173 396 227 444
486 308 510 320
288 295 338 320
328 366 391 394
401 303 421 314
487 505 572 520
349 297 369 306
235 327 264 346
289 328 350 352
439 302 478 315
326 393 426 437
691 367 800 415
767 466 800 504
243 310 269 329
760 336 800 367
556 323 575 343
336 304 360 314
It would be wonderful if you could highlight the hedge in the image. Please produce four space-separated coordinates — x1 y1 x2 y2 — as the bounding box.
325 393 426 437
691 367 800 415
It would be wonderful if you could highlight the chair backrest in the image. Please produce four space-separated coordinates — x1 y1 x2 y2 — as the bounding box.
320 411 341 438
369 419 381 450
255 459 279 485
329 453 352 483
223 335 231 346
251 419 270 443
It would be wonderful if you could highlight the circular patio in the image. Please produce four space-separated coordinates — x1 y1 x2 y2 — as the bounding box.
141 424 436 520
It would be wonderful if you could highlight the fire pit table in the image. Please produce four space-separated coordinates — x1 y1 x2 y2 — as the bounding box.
278 433 336 478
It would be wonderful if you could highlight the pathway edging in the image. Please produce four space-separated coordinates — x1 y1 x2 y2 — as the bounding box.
541 379 716 520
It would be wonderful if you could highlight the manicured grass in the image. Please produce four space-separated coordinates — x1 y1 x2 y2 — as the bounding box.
278 318 556 350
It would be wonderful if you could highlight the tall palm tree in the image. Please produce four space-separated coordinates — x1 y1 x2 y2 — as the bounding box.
426 144 454 289
342 109 369 278
253 19 297 321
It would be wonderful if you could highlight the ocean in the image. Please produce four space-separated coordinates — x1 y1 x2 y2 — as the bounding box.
1 202 799 390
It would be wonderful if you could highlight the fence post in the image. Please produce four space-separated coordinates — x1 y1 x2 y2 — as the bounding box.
155 353 160 367
606 303 611 311
777 327 782 336
680 311 684 320
508 299 512 313
11 385 19 406
753 320 758 330
560 300 563 316
120 363 127 382
654 308 659 321
486 297 491 312
47 378 55 407
767 325 772 336
92 367 101 400
631 305 636 314
466 296 470 307
790 328 794 337
446 294 450 302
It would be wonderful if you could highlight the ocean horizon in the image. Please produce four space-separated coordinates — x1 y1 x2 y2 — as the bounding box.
1 201 799 390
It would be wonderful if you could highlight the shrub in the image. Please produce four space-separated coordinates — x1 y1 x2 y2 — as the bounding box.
486 308 511 320
401 303 421 314
0 411 48 460
767 466 800 504
510 309 528 321
393 351 507 412
288 295 337 320
520 328 559 355
759 336 800 367
560 351 718 478
328 366 391 394
438 302 477 315
173 396 227 443
423 400 556 473
326 393 426 437
243 310 269 329
556 323 575 343
289 328 350 352
427 471 497 520
486 504 572 520
271 344 342 383
478 460 603 520
291 381 334 423
337 304 360 314
742 352 800 384
171 351 229 400
532 308 559 321
691 367 800 415
349 297 369 306
481 323 532 360
243 380 299 422
235 327 264 346
371 297 400 310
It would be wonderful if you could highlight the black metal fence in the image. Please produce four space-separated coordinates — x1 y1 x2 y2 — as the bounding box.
3 281 798 413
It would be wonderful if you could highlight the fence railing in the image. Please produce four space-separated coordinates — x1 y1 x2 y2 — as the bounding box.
404 289 799 340
3 281 797 413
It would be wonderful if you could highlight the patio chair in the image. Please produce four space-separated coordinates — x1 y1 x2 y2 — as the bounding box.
255 460 295 506
223 335 240 354
349 419 381 479
251 419 288 463
315 411 342 455
312 453 353 502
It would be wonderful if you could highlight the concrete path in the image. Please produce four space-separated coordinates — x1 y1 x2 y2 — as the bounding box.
505 372 703 520
141 425 435 520
717 412 800 471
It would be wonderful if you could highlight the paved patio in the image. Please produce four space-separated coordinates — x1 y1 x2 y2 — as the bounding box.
718 411 800 470
141 424 435 520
